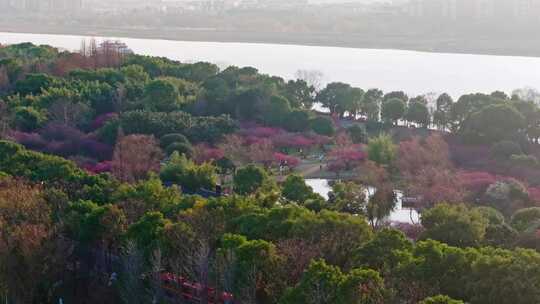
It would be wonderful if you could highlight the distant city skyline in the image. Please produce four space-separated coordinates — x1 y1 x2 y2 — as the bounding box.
405 0 540 21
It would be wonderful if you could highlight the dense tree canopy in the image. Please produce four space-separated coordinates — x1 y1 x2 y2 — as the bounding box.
3 42 540 304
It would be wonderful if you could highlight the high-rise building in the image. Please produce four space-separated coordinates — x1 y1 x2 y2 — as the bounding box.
24 0 42 11
406 0 456 20
405 0 540 23
7 0 26 10
46 0 83 11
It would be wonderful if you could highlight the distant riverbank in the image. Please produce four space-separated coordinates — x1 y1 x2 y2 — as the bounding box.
2 23 540 58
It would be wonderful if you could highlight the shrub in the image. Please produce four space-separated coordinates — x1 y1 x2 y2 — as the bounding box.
283 110 310 132
14 106 45 132
510 154 539 167
165 142 193 157
474 206 505 225
347 125 367 144
191 144 224 164
40 123 84 142
419 295 464 304
485 179 530 215
459 171 498 198
281 174 317 203
234 164 268 195
420 203 488 247
91 113 119 130
160 133 190 148
11 131 46 149
511 207 540 232
80 138 113 160
490 140 522 160
309 116 335 136
367 134 396 166
160 152 217 192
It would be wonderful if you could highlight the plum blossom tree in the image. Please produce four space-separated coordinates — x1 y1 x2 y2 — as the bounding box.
327 145 366 175
459 171 498 201
219 134 250 166
272 133 316 151
398 134 464 207
112 134 164 182
248 139 275 167
191 143 224 164
274 152 300 168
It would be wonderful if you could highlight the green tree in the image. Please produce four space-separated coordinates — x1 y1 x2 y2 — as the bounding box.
433 93 454 130
410 95 428 104
355 228 412 273
469 248 540 304
396 240 477 302
405 101 430 127
381 98 406 125
160 133 190 148
121 64 150 83
0 140 115 203
317 82 355 117
14 106 45 132
219 234 281 302
347 125 367 144
474 206 505 225
461 103 525 143
229 88 268 120
284 79 315 109
303 210 373 262
490 140 522 160
329 181 366 214
127 211 170 253
338 268 387 304
361 89 383 122
367 134 397 166
383 91 408 102
160 152 217 192
14 73 55 96
143 79 181 111
511 207 540 232
263 95 291 126
284 110 310 132
202 76 230 110
421 203 488 247
282 259 387 304
234 164 268 195
165 142 193 157
282 174 320 204
366 185 396 228
310 116 335 136
485 179 530 216
449 93 495 132
419 295 464 304
281 259 345 304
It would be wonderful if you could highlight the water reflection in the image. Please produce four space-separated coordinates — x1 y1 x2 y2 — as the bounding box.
305 178 420 224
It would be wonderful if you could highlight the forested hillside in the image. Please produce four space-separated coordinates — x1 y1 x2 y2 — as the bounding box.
1 41 540 304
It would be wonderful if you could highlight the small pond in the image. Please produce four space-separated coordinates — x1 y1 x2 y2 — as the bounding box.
305 179 420 224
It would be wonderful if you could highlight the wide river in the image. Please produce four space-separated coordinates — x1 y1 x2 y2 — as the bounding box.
2 32 540 98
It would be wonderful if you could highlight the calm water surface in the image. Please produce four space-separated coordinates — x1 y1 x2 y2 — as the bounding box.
2 32 540 98
305 179 420 224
